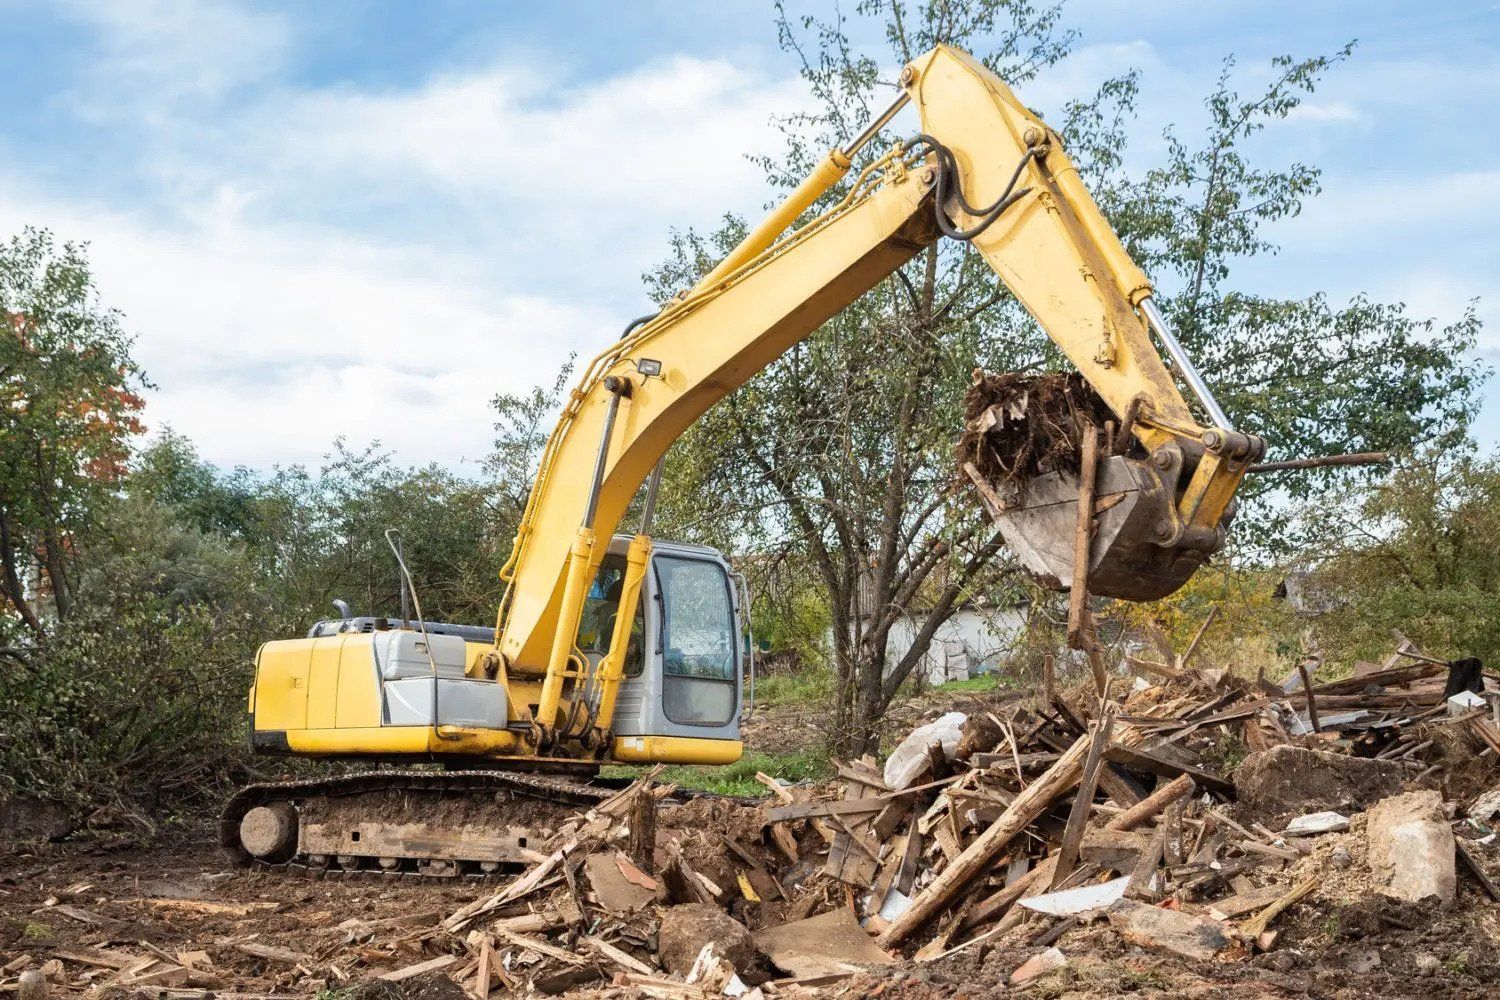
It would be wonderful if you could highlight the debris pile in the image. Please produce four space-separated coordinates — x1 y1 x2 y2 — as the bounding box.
954 370 1115 495
1 632 1498 997
751 628 1500 991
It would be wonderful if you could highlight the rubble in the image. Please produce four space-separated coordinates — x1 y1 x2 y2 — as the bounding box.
1367 790 1457 903
1007 945 1066 984
657 904 755 977
1234 745 1410 822
1106 899 1229 960
1 632 1498 998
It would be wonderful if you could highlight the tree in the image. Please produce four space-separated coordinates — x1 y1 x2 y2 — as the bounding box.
1107 50 1485 550
1295 445 1500 666
0 228 145 638
645 1 1485 755
648 1 1078 754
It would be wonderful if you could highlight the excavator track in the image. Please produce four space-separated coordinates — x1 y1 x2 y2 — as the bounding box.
220 769 613 881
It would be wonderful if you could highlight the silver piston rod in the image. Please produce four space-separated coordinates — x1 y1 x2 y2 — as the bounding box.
1139 297 1234 432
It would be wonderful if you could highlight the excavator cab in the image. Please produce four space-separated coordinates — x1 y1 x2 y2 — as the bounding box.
577 537 745 758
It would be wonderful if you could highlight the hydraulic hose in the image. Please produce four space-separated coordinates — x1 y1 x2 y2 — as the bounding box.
905 133 1039 241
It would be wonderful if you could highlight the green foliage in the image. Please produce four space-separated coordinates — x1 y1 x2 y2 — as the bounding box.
1299 446 1500 665
1100 48 1485 549
644 2 1486 756
752 666 836 706
933 673 1002 694
0 494 264 811
0 228 146 634
0 295 562 814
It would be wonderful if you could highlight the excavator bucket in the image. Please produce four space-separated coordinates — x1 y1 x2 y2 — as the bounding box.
989 455 1222 602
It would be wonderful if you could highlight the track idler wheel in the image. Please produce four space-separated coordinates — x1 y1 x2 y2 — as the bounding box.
238 802 298 863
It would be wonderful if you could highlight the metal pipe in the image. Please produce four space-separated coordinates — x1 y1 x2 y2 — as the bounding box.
690 92 908 296
639 457 665 535
582 387 625 529
841 91 911 159
1139 297 1234 432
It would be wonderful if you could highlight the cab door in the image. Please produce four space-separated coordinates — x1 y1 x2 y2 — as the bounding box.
652 554 740 733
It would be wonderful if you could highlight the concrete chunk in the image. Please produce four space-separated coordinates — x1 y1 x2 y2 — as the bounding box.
1107 899 1229 960
1366 790 1455 903
1010 947 1067 984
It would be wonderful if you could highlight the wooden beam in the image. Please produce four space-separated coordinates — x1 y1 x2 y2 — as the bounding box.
876 723 1142 948
1051 713 1115 889
1105 774 1196 832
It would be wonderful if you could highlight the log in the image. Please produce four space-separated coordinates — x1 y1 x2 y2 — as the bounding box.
1051 713 1114 888
1067 425 1099 655
876 723 1142 948
958 857 1053 931
1105 774 1195 832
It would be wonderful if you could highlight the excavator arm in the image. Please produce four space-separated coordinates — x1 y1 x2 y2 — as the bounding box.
492 45 1263 745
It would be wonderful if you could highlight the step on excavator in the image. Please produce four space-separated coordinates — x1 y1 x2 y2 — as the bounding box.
224 45 1264 876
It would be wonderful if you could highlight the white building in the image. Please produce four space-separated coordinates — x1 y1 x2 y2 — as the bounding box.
880 603 1029 686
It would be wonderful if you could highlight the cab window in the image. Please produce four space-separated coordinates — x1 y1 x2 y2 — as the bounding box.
655 556 736 726
576 556 645 677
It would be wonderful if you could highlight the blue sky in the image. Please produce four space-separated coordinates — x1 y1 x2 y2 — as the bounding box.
0 1 1495 471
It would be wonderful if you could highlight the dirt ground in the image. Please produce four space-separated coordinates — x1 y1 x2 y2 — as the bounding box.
4 824 1496 998
4 683 1498 998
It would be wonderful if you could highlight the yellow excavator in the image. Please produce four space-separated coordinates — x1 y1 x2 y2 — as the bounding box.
224 45 1263 875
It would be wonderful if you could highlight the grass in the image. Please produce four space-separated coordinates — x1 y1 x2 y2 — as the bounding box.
22 922 52 940
932 672 1004 694
602 747 833 797
751 667 834 707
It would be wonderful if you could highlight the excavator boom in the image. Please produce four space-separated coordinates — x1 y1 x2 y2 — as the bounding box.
495 45 1262 742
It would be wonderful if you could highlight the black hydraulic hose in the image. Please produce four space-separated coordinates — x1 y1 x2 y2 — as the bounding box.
906 133 1040 241
618 312 658 340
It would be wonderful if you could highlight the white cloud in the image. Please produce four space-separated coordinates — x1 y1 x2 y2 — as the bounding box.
0 173 611 470
0 21 811 471
58 0 290 116
1284 100 1362 124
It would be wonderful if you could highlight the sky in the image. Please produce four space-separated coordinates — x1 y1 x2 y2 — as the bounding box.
0 1 1496 474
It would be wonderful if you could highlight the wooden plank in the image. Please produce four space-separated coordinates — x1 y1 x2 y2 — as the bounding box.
474 939 493 1000
493 928 587 966
1298 664 1321 732
1051 713 1114 888
1124 823 1168 901
764 797 889 822
49 948 137 971
876 723 1144 948
1104 744 1234 797
1456 839 1500 902
584 936 655 975
379 955 459 982
233 942 308 965
1207 885 1287 920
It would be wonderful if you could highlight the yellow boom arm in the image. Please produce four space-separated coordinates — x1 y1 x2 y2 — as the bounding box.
493 46 1257 743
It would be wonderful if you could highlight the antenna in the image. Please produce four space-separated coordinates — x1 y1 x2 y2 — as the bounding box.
384 529 446 733
390 529 411 625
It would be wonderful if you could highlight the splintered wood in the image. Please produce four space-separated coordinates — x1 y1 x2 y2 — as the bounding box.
760 626 1498 965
